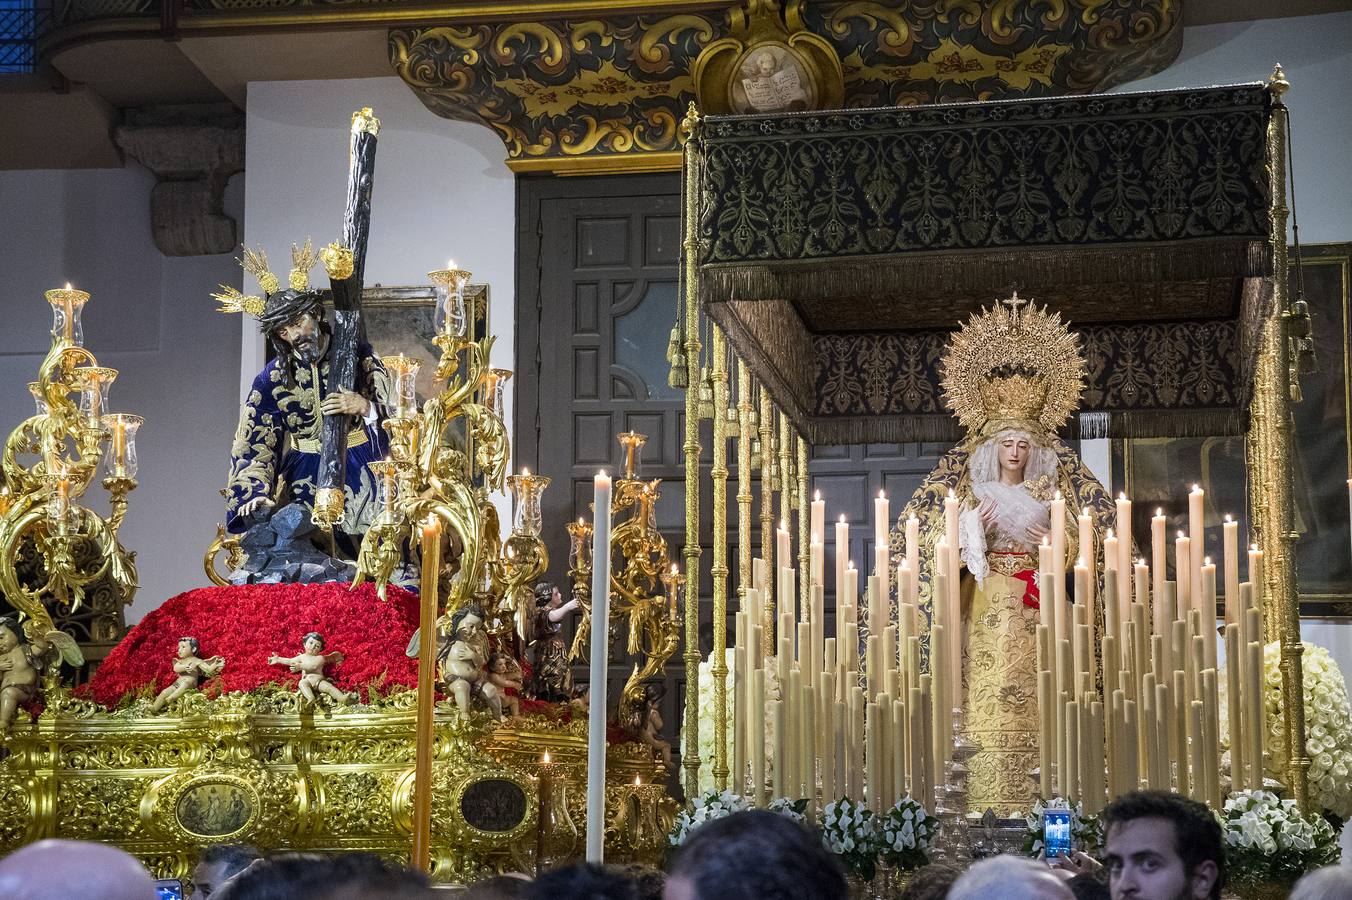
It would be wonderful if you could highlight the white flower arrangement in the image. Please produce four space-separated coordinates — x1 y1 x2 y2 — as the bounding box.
1022 797 1103 858
668 789 751 846
767 796 808 823
821 797 880 880
1259 641 1352 820
688 649 738 796
1221 789 1340 890
878 796 937 871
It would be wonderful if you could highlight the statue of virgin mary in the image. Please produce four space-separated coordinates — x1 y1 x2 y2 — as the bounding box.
894 295 1118 816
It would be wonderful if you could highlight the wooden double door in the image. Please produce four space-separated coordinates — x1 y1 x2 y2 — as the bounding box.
515 173 949 793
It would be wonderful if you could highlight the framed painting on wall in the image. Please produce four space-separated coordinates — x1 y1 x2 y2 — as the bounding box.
1110 244 1352 618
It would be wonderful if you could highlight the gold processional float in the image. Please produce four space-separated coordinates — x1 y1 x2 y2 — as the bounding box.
0 108 679 883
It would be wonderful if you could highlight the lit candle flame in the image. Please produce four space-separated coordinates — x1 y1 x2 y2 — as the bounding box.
814 490 821 501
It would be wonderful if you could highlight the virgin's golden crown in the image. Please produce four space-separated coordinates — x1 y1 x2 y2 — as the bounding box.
941 293 1085 436
977 372 1050 425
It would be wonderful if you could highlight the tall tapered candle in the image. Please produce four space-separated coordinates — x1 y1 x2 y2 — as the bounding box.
1103 529 1119 638
1116 493 1133 607
771 695 786 798
1248 544 1264 611
812 491 826 557
1175 532 1192 621
1134 559 1150 618
751 667 767 804
1222 515 1239 626
844 562 858 612
1052 490 1067 590
810 533 824 594
586 470 613 862
1151 508 1167 628
1201 557 1218 669
875 490 890 551
1224 623 1244 792
412 514 442 870
1039 538 1055 630
876 546 890 621
905 516 920 602
1188 485 1204 628
777 520 792 587
1078 506 1094 594
835 515 849 608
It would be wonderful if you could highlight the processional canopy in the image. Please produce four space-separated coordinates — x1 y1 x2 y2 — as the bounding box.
691 83 1278 444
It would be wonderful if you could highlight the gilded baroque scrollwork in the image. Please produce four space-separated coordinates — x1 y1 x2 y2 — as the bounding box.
389 1 1181 172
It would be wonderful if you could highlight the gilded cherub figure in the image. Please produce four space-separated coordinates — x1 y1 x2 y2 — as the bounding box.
487 653 524 718
440 605 504 721
268 631 358 708
637 683 673 770
0 619 40 733
150 636 225 713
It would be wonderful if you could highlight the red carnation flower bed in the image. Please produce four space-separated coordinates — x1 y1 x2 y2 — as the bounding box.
84 582 422 708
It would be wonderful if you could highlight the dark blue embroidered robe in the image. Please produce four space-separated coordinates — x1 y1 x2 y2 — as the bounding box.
226 342 390 541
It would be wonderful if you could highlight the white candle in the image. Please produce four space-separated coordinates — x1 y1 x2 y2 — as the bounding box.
1052 490 1067 589
875 546 890 623
1176 531 1192 621
810 533 824 594
835 515 849 609
875 490 890 552
1248 544 1264 611
1151 509 1167 633
1188 485 1205 630
1078 506 1094 606
844 561 858 610
811 491 826 556
905 516 919 603
586 470 613 863
1103 528 1119 638
1116 493 1133 608
1223 515 1239 627
1038 537 1055 630
777 519 792 581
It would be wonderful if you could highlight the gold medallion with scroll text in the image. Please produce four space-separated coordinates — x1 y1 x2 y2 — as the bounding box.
693 0 843 116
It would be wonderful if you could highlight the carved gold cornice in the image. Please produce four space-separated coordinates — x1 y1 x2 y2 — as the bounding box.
391 0 1183 175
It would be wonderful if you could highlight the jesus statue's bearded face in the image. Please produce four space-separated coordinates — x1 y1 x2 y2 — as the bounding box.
997 433 1031 480
277 312 323 366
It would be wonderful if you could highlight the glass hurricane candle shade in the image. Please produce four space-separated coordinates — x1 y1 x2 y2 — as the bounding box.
77 368 116 428
507 472 550 538
45 287 89 347
381 354 422 419
617 432 647 479
46 471 75 528
661 566 685 620
568 519 593 570
100 414 142 479
429 265 471 339
368 459 401 522
481 369 512 419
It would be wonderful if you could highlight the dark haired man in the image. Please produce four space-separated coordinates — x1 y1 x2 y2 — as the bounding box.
1100 791 1224 900
664 809 846 900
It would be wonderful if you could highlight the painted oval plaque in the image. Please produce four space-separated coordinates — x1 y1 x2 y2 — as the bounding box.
459 777 527 833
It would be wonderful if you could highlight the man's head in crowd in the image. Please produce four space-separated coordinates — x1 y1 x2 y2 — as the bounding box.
949 855 1074 900
1101 791 1224 900
0 839 157 900
665 809 846 900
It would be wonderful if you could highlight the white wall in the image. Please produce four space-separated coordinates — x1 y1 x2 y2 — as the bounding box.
0 166 242 623
1117 10 1352 245
241 76 517 518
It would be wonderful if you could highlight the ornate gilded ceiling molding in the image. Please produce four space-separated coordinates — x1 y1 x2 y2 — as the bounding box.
389 0 1182 174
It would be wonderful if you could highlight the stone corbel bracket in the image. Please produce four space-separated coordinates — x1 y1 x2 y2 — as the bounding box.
114 104 244 257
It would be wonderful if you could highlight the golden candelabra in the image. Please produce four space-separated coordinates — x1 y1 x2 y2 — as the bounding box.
350 263 520 634
568 432 683 732
0 286 141 658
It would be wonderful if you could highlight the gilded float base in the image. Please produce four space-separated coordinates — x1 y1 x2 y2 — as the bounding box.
0 689 675 883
